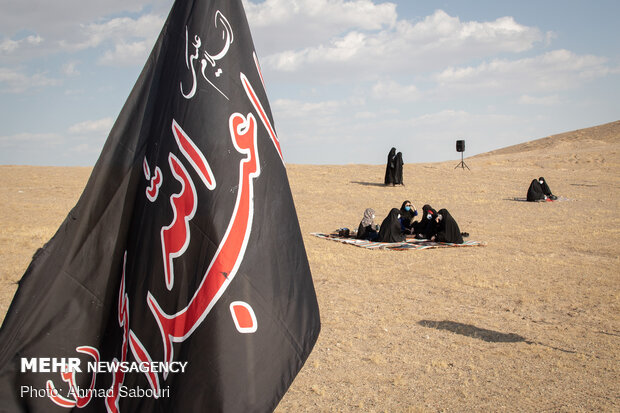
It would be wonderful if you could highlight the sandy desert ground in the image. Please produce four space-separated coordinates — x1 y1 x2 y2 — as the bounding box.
1 120 619 412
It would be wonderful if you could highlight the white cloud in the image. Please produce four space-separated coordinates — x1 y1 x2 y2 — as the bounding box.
410 109 471 126
0 7 166 68
267 31 368 71
413 12 538 52
70 143 95 154
243 0 397 41
0 1 172 36
0 38 19 54
271 96 366 145
0 34 45 63
434 49 611 95
244 0 397 54
0 34 43 54
98 40 154 66
69 117 114 135
518 94 560 106
62 61 80 76
245 0 397 29
0 67 59 93
371 79 419 101
0 132 62 148
260 9 546 82
59 13 164 59
273 97 351 120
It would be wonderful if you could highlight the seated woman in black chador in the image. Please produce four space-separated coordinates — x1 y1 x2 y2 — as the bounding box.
430 208 464 244
539 177 557 200
413 204 437 239
356 208 379 241
384 147 397 186
377 208 406 242
527 177 557 201
526 178 545 201
399 200 418 234
393 152 404 185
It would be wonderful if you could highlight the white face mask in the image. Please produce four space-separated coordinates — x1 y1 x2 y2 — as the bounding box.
372 215 375 219
539 180 544 184
427 214 432 220
397 214 401 219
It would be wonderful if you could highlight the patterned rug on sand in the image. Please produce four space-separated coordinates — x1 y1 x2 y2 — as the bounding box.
311 232 487 251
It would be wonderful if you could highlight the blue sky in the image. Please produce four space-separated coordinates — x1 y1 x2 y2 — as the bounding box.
1 0 619 166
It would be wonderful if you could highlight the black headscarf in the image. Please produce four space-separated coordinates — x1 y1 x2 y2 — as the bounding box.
394 152 404 185
539 177 553 196
413 205 437 238
384 147 396 185
399 200 417 231
527 179 546 201
435 208 463 244
377 208 406 242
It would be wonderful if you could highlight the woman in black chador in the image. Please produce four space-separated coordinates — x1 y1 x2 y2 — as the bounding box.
384 147 397 186
526 178 545 201
413 204 437 239
527 177 556 201
399 200 417 234
377 208 406 242
393 152 404 185
539 177 557 200
356 208 379 241
431 208 464 244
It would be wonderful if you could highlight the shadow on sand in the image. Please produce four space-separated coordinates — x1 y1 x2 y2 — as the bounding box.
418 320 580 354
350 181 403 187
418 320 524 343
350 181 386 187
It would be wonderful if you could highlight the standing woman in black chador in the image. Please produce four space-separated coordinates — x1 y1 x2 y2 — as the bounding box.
377 208 406 242
393 152 404 185
384 147 397 186
431 208 464 244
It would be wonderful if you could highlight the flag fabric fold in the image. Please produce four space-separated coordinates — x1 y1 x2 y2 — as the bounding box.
0 1 320 411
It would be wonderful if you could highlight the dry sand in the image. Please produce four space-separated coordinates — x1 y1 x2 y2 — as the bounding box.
1 121 619 412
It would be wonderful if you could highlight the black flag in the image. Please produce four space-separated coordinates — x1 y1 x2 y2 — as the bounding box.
0 0 320 411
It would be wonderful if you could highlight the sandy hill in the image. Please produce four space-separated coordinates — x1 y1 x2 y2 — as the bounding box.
1 121 619 411
473 120 620 165
476 120 620 157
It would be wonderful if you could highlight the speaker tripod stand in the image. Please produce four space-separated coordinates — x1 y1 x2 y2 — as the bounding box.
454 152 470 170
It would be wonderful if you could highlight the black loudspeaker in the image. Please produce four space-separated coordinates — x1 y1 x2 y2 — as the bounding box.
456 140 465 152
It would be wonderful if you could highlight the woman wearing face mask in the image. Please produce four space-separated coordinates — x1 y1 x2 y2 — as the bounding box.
538 177 557 200
399 200 418 234
430 208 464 244
527 177 557 201
356 208 379 241
413 204 437 239
527 178 544 201
377 208 406 242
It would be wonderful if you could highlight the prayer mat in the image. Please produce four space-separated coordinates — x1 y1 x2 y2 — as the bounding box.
310 232 486 251
510 196 571 202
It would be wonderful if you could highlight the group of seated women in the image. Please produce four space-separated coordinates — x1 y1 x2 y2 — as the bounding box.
356 200 466 244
